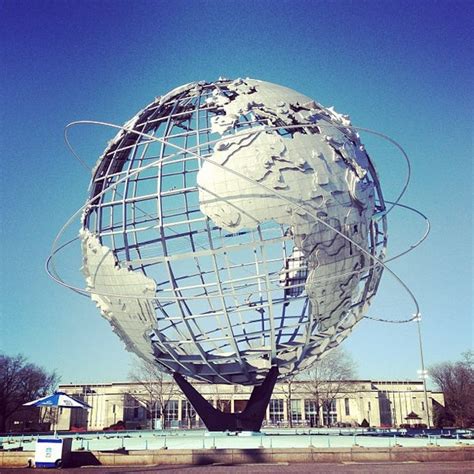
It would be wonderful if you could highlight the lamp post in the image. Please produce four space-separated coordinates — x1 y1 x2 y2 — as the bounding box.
414 313 431 428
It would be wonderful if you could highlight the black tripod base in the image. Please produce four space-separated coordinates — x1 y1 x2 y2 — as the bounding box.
173 367 279 432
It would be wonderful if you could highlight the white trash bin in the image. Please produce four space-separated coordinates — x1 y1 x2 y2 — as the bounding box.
35 437 72 468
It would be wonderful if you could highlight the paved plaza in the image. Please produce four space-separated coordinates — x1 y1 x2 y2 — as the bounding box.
1 461 473 473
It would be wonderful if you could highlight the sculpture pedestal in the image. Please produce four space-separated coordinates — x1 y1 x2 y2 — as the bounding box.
173 367 279 432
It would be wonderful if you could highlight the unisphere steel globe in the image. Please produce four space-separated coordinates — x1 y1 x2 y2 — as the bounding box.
80 78 387 385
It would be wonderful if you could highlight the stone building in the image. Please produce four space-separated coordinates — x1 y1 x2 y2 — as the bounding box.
56 379 443 431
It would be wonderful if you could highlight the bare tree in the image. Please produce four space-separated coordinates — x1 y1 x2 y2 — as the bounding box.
209 383 229 413
128 358 178 429
273 374 298 427
0 354 59 432
429 350 474 428
298 348 357 427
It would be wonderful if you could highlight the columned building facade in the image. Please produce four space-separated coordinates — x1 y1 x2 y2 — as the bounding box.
56 380 443 431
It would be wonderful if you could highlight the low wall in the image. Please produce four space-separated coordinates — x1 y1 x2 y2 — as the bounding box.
1 445 473 467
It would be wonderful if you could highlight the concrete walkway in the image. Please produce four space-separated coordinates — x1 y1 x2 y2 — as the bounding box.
1 446 473 469
1 460 474 473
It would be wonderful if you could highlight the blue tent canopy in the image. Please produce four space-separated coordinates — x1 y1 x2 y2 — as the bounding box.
23 391 91 409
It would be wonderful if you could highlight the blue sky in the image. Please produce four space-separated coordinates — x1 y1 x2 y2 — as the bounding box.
1 0 472 385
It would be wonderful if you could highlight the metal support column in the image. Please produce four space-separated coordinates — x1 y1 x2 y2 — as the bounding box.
174 366 279 432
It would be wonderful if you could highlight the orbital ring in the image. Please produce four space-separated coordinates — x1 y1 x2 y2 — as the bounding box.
48 120 426 324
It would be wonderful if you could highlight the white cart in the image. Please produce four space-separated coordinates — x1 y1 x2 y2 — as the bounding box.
35 437 72 468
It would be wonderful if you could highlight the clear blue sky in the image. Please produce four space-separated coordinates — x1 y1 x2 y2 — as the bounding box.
1 0 472 385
